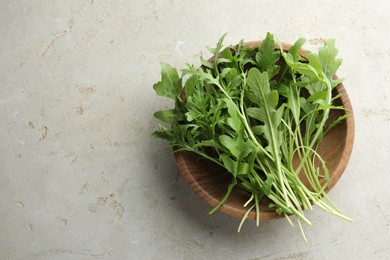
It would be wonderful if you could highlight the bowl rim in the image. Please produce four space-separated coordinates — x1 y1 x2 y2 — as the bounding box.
174 40 355 220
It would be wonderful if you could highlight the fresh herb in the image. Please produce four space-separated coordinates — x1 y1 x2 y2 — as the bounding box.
152 33 351 241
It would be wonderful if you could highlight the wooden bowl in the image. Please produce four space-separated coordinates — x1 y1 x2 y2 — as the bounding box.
174 41 354 221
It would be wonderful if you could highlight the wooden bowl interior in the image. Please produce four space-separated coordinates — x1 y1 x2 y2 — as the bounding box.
174 41 354 221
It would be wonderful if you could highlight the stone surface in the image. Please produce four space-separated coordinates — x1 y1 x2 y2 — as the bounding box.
0 0 389 259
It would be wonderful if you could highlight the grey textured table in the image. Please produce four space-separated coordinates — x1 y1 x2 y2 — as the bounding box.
1 1 389 259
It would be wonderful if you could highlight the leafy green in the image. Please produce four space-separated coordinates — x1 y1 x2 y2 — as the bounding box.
256 32 281 78
288 38 306 62
153 62 182 99
318 39 343 79
152 33 351 241
154 109 184 124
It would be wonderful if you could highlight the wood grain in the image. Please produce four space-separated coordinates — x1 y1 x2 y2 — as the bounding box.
174 41 355 221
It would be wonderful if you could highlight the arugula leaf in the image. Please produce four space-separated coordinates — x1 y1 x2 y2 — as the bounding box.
200 56 213 69
318 39 342 79
256 32 280 78
154 109 184 124
153 62 182 99
223 98 243 133
219 135 240 159
325 114 347 133
246 107 267 122
307 89 328 103
246 68 282 155
246 68 289 203
288 38 306 62
184 75 196 97
282 83 300 123
206 33 227 56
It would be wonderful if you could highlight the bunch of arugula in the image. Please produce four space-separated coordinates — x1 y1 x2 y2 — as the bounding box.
152 33 350 240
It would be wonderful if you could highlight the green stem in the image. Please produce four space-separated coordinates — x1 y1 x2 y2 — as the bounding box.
209 178 237 215
296 77 332 174
237 204 255 232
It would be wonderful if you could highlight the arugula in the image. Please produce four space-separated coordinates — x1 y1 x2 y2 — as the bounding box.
152 33 351 241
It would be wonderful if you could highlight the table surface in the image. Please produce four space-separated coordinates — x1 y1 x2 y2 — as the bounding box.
1 1 389 259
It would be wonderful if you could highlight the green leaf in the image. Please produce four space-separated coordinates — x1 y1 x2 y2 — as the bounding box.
238 182 256 193
151 130 171 140
318 39 342 79
226 75 242 91
206 33 227 56
218 58 233 64
246 69 271 106
238 140 257 160
307 89 328 103
256 33 280 78
220 68 232 79
194 140 225 151
269 90 279 107
279 38 305 80
184 75 196 97
256 33 279 70
304 113 319 144
331 77 344 88
185 112 193 121
154 109 183 124
288 38 306 62
242 58 257 66
220 153 237 176
304 80 322 96
223 98 243 133
281 52 321 80
152 125 174 141
246 68 283 157
252 125 266 136
326 114 347 132
307 52 323 74
220 154 250 177
276 208 284 215
221 47 234 61
274 104 285 126
219 135 240 159
237 162 250 176
247 107 266 122
277 83 289 96
300 97 315 114
200 56 213 69
262 174 275 196
153 62 182 99
283 84 300 123
331 92 343 102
